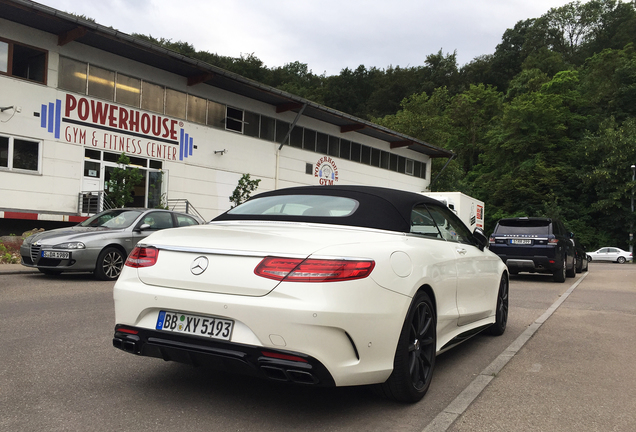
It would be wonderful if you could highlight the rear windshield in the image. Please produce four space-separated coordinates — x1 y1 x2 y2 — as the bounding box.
227 195 359 217
495 220 551 235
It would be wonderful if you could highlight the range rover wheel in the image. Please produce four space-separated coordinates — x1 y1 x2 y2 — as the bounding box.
566 258 576 278
553 257 566 283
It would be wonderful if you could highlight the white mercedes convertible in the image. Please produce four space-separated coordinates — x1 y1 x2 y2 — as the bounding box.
113 185 508 402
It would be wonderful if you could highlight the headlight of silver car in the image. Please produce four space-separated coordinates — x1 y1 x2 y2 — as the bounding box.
53 242 86 249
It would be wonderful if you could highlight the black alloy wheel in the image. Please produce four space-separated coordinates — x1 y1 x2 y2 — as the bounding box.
376 291 436 403
486 274 509 336
95 247 125 281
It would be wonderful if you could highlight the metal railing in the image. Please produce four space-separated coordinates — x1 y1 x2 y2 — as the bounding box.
166 199 207 222
78 191 115 215
77 193 206 222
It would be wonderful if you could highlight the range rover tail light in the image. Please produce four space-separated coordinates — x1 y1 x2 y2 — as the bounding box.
255 257 375 282
125 246 159 268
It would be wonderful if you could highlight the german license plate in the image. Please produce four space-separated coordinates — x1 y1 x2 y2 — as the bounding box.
156 311 234 340
511 239 532 245
42 251 70 259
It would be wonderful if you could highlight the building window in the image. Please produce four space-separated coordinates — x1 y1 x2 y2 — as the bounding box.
303 129 316 151
244 111 260 138
0 38 47 84
260 116 276 141
316 132 328 154
165 88 186 120
187 94 207 124
289 127 303 148
276 120 290 144
116 73 141 107
58 56 87 94
207 101 226 129
226 107 244 133
0 135 41 172
141 81 164 114
88 65 115 101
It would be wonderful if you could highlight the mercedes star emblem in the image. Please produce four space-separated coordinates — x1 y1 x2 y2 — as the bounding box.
190 256 209 275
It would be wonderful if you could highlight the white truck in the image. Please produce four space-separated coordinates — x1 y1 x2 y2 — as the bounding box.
422 192 485 232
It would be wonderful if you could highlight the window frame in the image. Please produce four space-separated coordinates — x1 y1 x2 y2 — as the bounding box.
0 37 48 84
0 134 42 174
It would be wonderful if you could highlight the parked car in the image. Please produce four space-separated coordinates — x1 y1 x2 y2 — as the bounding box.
20 208 201 280
112 185 509 403
489 217 576 282
572 236 589 273
587 247 633 263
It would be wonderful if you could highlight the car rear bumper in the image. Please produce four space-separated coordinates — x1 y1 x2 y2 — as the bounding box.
498 255 560 273
113 325 336 386
113 268 412 387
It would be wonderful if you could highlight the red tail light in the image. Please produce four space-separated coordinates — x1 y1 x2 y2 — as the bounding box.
254 257 375 282
125 246 159 268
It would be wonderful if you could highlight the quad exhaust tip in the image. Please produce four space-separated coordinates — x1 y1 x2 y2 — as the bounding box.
260 365 318 385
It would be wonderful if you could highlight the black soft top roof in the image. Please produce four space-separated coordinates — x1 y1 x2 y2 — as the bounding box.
213 185 442 233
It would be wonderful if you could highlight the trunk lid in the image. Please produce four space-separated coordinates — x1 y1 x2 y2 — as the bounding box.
135 221 393 296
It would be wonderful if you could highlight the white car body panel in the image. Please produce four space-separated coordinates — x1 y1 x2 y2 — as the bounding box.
587 247 633 263
114 220 506 386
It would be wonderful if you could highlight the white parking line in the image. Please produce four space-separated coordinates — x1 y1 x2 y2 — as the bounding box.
423 273 590 432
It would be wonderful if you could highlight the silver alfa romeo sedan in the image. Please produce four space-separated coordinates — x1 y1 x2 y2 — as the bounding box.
20 208 201 280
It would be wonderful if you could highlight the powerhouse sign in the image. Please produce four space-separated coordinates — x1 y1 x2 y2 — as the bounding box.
40 94 195 161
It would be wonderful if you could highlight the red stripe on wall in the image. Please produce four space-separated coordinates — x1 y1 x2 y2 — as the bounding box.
4 212 39 220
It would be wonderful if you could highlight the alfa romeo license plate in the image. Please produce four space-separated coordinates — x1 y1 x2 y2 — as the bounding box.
42 251 70 259
156 311 234 340
511 239 532 245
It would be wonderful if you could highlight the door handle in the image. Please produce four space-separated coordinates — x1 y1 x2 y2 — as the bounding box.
456 248 467 255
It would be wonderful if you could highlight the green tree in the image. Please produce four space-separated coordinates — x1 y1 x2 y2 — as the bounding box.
105 153 144 208
580 117 636 249
229 174 261 208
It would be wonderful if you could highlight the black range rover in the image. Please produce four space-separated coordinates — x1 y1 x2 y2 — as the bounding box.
489 217 576 282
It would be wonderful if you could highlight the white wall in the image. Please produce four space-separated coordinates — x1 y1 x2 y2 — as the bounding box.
0 18 433 221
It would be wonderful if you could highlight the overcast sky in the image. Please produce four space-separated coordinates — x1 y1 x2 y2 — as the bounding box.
38 0 576 76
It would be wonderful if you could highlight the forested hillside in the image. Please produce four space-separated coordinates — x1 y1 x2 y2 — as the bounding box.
135 0 636 250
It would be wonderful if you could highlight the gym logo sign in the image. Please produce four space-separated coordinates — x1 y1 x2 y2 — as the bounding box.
314 156 339 185
40 94 196 162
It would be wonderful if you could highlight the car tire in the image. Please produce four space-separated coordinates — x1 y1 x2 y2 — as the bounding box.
575 257 582 273
94 247 125 281
485 273 508 336
566 257 576 278
376 290 436 403
583 258 588 272
553 257 566 283
38 268 62 276
587 255 592 262
617 256 626 264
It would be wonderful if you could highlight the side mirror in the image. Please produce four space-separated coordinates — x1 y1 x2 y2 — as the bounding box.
473 228 488 251
135 223 151 232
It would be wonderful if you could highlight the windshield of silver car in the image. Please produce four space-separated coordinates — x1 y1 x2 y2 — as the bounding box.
79 210 143 229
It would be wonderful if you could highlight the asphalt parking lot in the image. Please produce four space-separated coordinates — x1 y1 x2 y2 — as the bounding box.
1 263 635 431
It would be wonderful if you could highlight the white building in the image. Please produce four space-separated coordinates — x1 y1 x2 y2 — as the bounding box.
0 0 452 231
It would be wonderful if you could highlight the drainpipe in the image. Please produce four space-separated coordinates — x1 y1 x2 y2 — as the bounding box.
427 154 455 191
275 104 307 190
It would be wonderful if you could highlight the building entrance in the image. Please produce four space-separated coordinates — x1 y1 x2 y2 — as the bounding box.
81 149 164 214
